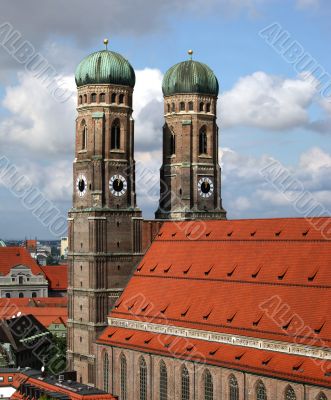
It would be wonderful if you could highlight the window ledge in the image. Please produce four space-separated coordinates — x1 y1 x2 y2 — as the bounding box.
110 149 125 154
78 150 87 154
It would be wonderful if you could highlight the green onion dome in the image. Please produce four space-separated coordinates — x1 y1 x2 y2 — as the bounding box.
162 59 219 96
75 50 135 88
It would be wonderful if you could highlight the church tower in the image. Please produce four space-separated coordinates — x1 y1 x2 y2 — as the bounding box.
155 51 226 220
67 42 143 385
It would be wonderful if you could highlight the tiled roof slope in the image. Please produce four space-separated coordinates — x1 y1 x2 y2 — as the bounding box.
41 265 68 290
110 218 331 347
98 327 331 388
0 247 44 276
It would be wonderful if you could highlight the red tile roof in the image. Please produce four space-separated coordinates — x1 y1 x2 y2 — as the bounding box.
102 218 331 387
98 326 331 389
11 372 117 399
0 247 44 276
41 265 68 290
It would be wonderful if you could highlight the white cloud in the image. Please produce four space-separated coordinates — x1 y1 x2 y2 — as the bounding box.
0 72 76 156
221 72 316 130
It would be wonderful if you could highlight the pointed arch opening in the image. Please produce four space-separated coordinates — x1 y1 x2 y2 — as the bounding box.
111 93 117 103
199 126 207 155
91 93 97 103
103 352 109 392
99 93 105 102
285 385 296 400
188 101 193 111
159 360 168 400
256 380 267 400
120 353 127 400
229 374 239 400
111 119 121 150
199 102 204 112
181 365 190 400
170 130 176 156
139 356 147 400
204 369 213 400
119 94 125 104
316 393 327 400
81 120 87 150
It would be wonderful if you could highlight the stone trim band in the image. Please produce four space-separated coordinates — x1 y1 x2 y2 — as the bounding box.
108 317 331 360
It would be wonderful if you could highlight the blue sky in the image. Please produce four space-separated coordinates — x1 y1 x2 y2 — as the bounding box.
0 0 331 239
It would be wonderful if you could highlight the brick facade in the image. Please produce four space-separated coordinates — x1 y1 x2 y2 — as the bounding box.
95 346 331 399
67 83 144 385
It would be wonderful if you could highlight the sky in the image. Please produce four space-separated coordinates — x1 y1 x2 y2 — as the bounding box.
0 0 331 239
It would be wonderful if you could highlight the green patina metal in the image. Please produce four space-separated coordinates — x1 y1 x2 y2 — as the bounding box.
75 50 135 88
162 60 219 96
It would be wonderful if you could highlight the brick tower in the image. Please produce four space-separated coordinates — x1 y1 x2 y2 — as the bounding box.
155 51 226 220
67 42 143 385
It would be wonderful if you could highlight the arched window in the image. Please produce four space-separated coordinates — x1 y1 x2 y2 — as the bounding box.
171 102 175 112
128 95 132 107
199 102 204 112
111 93 117 103
256 381 267 400
199 126 207 155
91 93 97 102
103 352 109 392
5 293 10 298
84 94 87 103
120 354 127 400
81 121 87 150
159 360 167 400
316 393 327 400
181 365 190 400
229 374 239 400
100 93 105 102
170 132 176 155
32 292 37 298
204 369 213 400
188 101 193 111
206 103 211 112
19 276 24 285
19 293 24 298
111 119 121 150
78 95 82 105
119 94 124 104
139 357 147 400
180 102 185 111
167 104 170 113
285 386 296 400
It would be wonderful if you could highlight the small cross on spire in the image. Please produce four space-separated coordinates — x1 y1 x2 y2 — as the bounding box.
103 38 109 50
188 49 193 60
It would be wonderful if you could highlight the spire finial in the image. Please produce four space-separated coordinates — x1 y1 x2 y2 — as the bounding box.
188 49 193 60
103 38 109 50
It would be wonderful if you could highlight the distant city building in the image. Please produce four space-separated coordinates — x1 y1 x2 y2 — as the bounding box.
60 237 68 259
0 247 48 298
3 368 117 400
0 248 68 298
0 314 51 370
41 265 67 297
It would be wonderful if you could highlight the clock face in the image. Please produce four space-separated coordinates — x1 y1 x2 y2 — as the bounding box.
76 174 87 197
109 175 127 197
198 177 214 198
